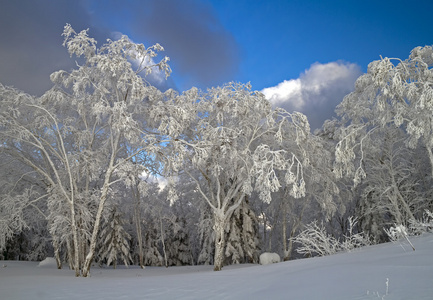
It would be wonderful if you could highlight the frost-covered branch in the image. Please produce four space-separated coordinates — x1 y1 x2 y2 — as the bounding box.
293 218 371 257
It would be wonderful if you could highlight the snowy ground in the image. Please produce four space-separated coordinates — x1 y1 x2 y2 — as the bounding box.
1 234 432 300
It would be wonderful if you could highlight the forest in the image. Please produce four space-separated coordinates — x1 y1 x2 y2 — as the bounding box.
1 25 433 277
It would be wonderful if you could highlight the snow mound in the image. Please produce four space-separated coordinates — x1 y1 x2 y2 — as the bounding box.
259 252 280 265
37 257 57 268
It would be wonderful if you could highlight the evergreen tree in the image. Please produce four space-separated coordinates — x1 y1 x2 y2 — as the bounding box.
225 196 260 265
99 207 132 269
143 220 163 266
197 205 214 265
165 217 193 266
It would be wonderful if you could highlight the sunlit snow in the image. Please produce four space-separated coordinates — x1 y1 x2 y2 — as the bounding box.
1 234 432 300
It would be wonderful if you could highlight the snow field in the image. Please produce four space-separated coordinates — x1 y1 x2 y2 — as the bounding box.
1 233 432 300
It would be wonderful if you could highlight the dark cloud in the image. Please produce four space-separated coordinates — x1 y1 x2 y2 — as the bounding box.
0 0 239 95
126 0 240 90
0 0 99 95
262 61 362 131
0 0 182 96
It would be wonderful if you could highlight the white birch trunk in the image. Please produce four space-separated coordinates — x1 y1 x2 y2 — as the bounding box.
282 201 288 259
82 131 119 277
69 201 81 277
213 211 226 271
81 175 111 277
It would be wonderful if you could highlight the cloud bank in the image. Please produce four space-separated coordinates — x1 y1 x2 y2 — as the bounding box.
86 0 240 91
0 0 239 95
0 0 99 95
261 61 362 130
130 0 240 90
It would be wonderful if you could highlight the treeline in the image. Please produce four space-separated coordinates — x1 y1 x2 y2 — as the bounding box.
1 25 432 276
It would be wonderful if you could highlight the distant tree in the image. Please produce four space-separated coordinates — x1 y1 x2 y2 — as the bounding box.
120 156 155 269
164 216 193 266
98 206 132 269
143 221 164 266
225 195 260 265
197 202 215 265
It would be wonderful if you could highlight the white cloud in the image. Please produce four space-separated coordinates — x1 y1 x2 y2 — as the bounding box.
262 78 303 109
261 61 362 130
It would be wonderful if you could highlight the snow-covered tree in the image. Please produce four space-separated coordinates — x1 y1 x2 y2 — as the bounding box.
98 206 132 269
268 118 340 261
154 82 309 271
120 153 155 269
0 24 171 276
197 202 215 265
225 195 260 265
355 128 425 241
0 167 50 261
164 216 193 266
335 45 433 181
334 47 433 241
143 222 164 266
169 175 202 265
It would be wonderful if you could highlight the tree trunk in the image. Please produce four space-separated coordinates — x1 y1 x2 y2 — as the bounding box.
213 212 226 271
285 227 297 261
66 238 74 270
81 196 107 276
82 168 113 277
426 147 433 179
159 213 168 268
282 201 288 259
53 239 62 269
284 201 305 261
78 216 86 273
69 201 81 277
262 211 267 252
133 190 144 268
268 227 273 252
82 132 119 277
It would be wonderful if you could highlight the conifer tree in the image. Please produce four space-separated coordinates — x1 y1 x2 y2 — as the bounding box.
99 207 132 269
165 217 193 266
197 205 215 265
143 220 163 266
225 196 260 265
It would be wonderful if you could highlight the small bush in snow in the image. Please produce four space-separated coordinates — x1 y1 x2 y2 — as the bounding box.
259 252 280 265
409 209 433 235
292 217 371 257
384 210 433 252
385 224 415 251
292 221 340 257
340 217 371 252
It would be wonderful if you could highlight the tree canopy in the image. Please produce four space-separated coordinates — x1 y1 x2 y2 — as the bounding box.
1 26 433 276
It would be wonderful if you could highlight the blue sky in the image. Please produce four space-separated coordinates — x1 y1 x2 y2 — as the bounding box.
1 0 432 129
